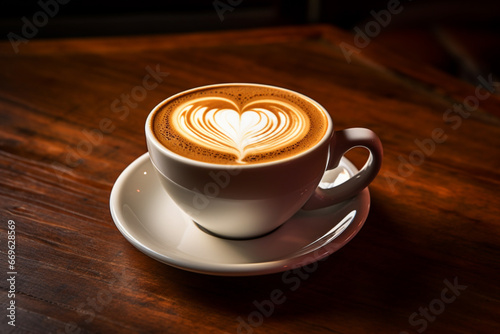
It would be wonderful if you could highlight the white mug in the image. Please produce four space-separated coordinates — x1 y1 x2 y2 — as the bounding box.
145 83 383 239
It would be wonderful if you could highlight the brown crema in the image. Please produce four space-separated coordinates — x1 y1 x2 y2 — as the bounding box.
152 85 328 165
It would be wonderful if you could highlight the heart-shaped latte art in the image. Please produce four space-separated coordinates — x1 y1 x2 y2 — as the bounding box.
171 97 310 163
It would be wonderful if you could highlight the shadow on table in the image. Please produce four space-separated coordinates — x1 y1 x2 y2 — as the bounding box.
139 193 444 331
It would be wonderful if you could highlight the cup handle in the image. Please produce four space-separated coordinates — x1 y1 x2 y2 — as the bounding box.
302 128 383 210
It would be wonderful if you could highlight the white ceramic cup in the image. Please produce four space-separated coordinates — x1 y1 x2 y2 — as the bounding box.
145 83 383 239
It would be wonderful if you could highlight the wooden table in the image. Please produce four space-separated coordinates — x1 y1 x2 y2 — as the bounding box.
1 25 499 333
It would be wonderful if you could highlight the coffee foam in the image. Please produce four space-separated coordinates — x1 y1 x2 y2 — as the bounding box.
152 85 328 165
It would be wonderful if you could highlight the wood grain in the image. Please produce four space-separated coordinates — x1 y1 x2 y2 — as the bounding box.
0 25 499 333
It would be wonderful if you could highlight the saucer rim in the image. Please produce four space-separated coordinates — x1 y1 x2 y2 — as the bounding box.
110 153 370 276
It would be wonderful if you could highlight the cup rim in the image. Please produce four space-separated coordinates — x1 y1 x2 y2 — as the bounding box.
145 83 334 169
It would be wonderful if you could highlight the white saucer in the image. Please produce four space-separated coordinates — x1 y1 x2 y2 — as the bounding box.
110 153 370 276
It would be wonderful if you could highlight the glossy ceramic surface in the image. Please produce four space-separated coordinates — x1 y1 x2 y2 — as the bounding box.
110 153 371 276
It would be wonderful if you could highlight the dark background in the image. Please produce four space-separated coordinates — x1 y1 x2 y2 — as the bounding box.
1 0 499 86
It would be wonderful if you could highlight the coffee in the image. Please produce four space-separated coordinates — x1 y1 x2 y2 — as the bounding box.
152 85 328 165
